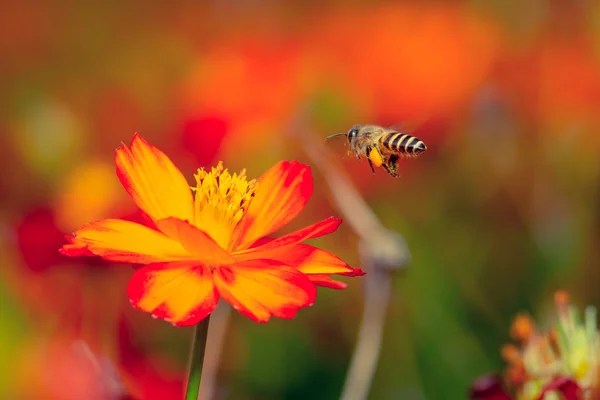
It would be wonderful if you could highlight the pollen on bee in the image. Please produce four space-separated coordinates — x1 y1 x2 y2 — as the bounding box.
368 147 383 167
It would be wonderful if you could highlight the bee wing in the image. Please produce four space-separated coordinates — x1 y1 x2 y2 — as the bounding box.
387 116 431 134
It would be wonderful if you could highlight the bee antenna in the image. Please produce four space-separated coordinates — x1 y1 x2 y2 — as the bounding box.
325 133 347 140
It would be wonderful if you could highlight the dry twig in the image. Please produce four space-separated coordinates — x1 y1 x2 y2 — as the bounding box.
287 116 411 400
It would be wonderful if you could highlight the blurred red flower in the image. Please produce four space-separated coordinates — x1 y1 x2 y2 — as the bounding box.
7 159 146 336
117 318 184 400
16 208 66 273
179 113 230 167
61 134 363 326
13 337 127 400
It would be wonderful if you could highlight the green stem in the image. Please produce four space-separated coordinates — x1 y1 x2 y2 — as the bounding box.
185 315 211 400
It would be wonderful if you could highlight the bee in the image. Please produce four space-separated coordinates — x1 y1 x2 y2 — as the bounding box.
326 124 427 178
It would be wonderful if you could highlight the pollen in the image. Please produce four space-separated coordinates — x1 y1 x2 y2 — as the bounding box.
192 161 258 249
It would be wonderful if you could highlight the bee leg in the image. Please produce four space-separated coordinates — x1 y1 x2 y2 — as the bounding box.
367 157 376 174
384 155 399 178
364 146 377 174
382 163 397 178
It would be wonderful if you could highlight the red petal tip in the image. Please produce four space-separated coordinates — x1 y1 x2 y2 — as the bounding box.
341 267 366 277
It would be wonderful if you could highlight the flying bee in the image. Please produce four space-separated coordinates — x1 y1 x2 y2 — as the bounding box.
326 124 427 178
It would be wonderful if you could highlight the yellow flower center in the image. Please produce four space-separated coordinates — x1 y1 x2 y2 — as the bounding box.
192 162 257 250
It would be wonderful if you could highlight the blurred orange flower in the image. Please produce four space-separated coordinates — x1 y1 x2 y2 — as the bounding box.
177 35 304 161
60 134 361 326
470 290 598 400
499 34 600 129
308 3 500 121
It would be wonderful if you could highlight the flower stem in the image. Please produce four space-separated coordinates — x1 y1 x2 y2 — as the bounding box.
185 315 211 400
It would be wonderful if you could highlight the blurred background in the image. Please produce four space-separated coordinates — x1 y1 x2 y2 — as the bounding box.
1 0 600 399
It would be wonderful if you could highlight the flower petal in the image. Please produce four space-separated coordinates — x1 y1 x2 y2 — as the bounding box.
339 267 366 277
538 377 582 400
469 374 512 400
127 262 218 326
234 217 342 262
115 133 194 223
213 260 316 323
234 161 313 249
269 244 353 275
155 218 235 265
308 275 348 290
306 267 366 290
59 236 97 257
59 219 191 264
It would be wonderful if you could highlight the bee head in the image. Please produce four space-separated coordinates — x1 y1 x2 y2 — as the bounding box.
325 126 360 142
347 127 359 142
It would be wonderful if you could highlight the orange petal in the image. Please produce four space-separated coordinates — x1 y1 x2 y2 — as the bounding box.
115 133 194 223
270 244 353 275
308 275 348 290
127 261 218 326
60 219 190 264
234 217 342 262
213 260 316 323
234 161 313 249
59 236 97 257
155 218 235 265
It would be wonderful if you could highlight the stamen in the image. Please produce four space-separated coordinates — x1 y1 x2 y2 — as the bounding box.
192 162 258 249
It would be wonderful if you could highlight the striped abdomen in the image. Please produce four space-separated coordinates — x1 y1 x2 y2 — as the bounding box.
380 132 427 156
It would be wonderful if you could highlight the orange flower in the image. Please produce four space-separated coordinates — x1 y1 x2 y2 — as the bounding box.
60 133 360 326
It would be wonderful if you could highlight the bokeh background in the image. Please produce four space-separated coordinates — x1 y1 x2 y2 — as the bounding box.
1 0 600 399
